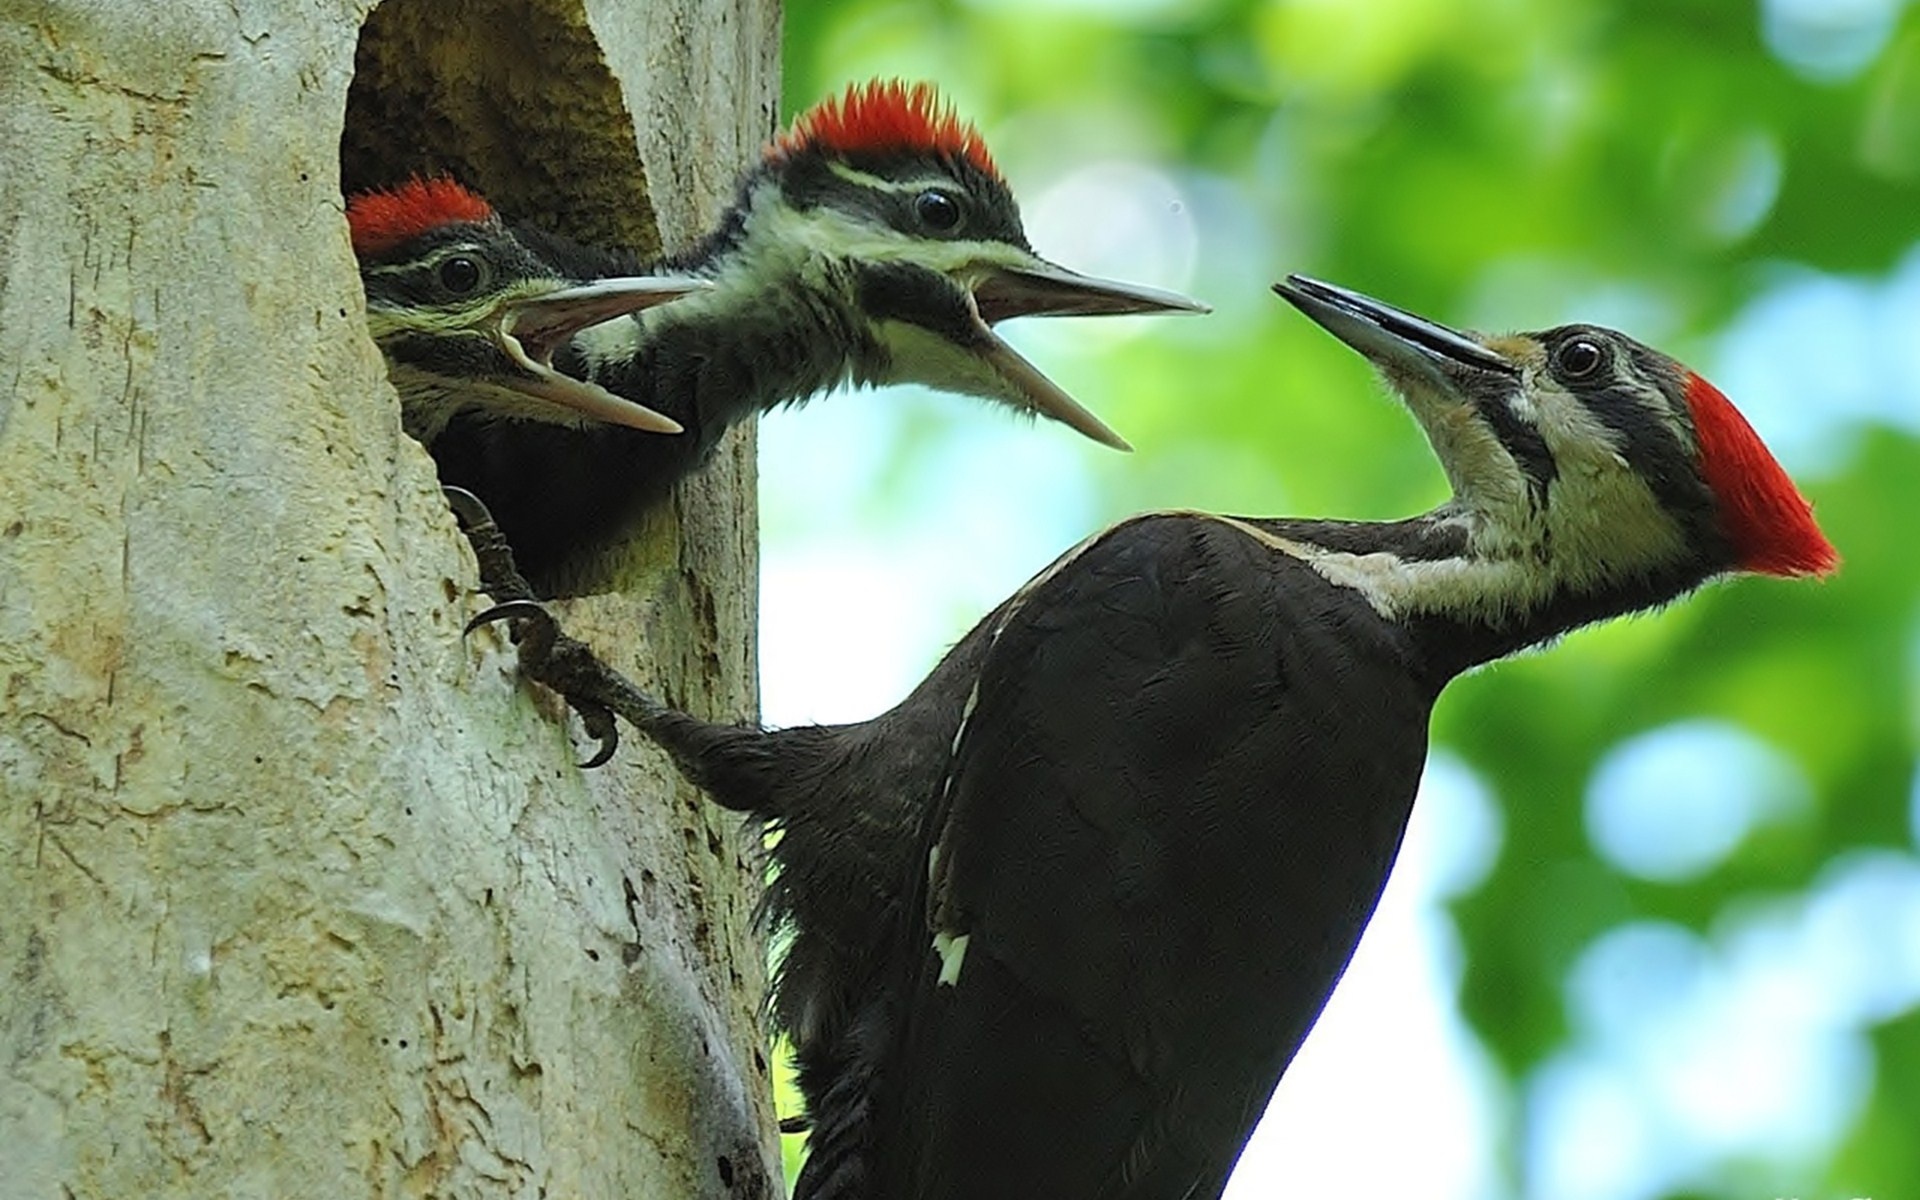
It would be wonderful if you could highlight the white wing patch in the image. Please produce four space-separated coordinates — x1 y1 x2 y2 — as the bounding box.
933 932 971 987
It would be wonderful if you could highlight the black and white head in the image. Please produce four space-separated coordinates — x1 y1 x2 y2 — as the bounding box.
348 178 706 440
714 79 1208 450
1274 275 1836 621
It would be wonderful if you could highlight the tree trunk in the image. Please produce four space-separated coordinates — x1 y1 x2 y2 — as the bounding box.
0 1 780 1196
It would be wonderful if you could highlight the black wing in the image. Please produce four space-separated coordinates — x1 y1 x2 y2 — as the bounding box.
866 514 1434 1200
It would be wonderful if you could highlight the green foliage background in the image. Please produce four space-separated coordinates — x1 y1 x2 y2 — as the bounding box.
774 1 1920 1195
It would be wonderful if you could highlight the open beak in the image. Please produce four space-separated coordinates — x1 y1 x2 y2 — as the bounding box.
1271 275 1518 382
974 260 1208 323
494 275 711 433
963 260 1208 452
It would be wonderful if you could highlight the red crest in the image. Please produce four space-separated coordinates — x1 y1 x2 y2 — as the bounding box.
773 79 1000 181
1684 372 1838 577
347 177 495 259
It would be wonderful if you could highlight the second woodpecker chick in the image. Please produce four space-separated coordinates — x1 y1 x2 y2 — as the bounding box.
575 278 1836 1198
353 80 1206 585
349 178 708 441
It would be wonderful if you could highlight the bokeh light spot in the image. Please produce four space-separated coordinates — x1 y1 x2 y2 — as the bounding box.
1585 720 1808 882
1760 0 1904 81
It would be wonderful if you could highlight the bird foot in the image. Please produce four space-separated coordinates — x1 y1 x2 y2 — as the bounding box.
463 599 625 768
446 486 648 769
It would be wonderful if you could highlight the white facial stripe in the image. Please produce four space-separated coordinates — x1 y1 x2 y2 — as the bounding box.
1157 392 1688 626
823 160 959 196
1523 378 1691 592
1304 358 1698 621
1419 389 1536 519
1620 364 1693 445
364 285 496 337
363 241 489 282
749 182 1038 280
364 269 575 340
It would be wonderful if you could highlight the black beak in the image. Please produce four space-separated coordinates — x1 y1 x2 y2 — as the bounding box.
1272 275 1519 377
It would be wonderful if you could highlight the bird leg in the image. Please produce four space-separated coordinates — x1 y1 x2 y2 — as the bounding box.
445 485 633 768
442 485 540 607
443 486 773 785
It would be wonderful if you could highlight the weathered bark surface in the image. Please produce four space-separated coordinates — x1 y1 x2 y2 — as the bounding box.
0 1 779 1196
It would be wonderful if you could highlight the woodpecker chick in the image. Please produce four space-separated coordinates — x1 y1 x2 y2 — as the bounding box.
579 277 1834 1199
349 178 708 441
408 80 1206 583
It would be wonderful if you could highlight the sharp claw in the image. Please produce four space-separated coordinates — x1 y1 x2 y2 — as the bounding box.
442 484 494 530
462 595 623 768
578 716 619 769
443 490 631 768
465 599 551 638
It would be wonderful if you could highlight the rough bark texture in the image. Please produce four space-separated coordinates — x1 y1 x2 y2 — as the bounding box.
0 1 780 1196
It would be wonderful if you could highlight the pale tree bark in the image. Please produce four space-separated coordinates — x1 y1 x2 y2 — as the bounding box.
0 1 781 1196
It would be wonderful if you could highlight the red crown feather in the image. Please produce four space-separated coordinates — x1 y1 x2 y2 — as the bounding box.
773 79 1000 181
1683 372 1838 577
346 177 495 259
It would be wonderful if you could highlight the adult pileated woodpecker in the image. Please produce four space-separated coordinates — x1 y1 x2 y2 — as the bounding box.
502 275 1837 1198
351 80 1204 584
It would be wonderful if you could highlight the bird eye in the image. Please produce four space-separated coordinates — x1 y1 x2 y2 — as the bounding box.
1555 338 1605 380
437 255 484 295
913 190 962 232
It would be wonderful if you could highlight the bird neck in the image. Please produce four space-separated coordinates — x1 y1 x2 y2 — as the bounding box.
1227 497 1719 684
564 181 885 455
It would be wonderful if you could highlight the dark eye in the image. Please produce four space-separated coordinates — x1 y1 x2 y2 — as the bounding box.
913 190 962 232
438 255 483 294
1556 338 1604 380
